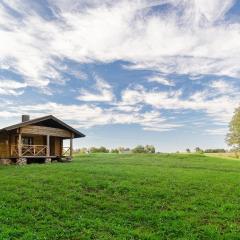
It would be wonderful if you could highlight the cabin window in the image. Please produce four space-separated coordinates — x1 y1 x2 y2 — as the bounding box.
22 137 33 145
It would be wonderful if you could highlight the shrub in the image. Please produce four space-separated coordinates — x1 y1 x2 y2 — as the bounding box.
90 146 109 153
111 149 119 153
132 145 155 153
144 145 155 153
195 147 204 154
132 145 145 153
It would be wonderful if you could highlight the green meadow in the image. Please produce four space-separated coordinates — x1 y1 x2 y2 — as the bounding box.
1 154 240 239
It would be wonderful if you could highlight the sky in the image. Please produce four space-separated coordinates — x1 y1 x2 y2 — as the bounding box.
0 0 240 152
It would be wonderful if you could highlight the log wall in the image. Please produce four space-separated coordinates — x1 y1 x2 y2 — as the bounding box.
54 137 62 156
33 135 45 145
50 137 62 156
21 125 71 138
0 133 8 158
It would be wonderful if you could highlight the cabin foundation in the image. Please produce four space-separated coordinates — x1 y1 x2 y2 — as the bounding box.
16 158 27 165
45 158 51 164
0 158 12 165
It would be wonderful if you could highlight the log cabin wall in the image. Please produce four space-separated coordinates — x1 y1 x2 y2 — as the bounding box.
21 125 71 138
50 137 62 156
10 134 15 145
33 135 45 145
9 133 45 146
0 132 9 158
54 137 62 156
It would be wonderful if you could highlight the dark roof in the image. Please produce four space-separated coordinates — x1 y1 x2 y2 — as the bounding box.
0 115 85 138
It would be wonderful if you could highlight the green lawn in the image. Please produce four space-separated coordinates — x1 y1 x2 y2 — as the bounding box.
1 154 240 239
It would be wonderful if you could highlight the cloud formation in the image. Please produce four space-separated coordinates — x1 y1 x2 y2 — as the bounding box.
121 81 239 124
0 80 26 95
0 0 239 136
77 75 114 102
1 0 240 86
0 101 181 132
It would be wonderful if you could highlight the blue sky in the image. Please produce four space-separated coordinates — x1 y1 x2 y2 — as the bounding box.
0 0 240 151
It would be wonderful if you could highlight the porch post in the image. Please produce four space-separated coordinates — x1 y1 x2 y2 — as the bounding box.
18 132 22 158
16 128 27 165
45 135 51 164
70 134 73 158
46 135 50 157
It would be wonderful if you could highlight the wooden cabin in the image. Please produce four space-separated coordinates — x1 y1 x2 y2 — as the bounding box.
0 115 85 164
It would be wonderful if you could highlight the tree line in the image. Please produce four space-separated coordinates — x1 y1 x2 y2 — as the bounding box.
185 148 226 153
74 145 156 154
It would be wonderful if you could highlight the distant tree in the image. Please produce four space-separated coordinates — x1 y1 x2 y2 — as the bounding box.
118 147 130 153
186 148 191 153
111 149 119 153
144 145 155 153
195 147 203 153
77 147 88 154
99 146 109 153
132 145 155 153
89 147 97 153
195 147 200 152
226 106 240 150
132 145 146 153
90 146 109 153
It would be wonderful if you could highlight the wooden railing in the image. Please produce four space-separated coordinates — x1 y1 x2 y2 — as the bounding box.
62 147 70 156
11 145 48 157
10 145 71 157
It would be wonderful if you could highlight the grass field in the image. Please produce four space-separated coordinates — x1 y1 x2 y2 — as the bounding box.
1 154 240 239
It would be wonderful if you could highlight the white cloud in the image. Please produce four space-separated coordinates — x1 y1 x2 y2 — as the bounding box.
0 79 26 95
0 100 180 132
205 128 228 135
210 79 235 94
121 84 239 124
148 75 175 86
0 80 26 89
181 0 235 25
1 0 240 88
77 75 114 102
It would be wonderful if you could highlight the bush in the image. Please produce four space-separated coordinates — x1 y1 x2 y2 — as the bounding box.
195 147 204 153
132 145 155 153
111 149 119 153
132 145 145 153
90 146 109 153
145 145 155 153
118 147 131 153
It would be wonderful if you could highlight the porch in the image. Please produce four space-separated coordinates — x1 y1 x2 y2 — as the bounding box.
9 129 73 160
